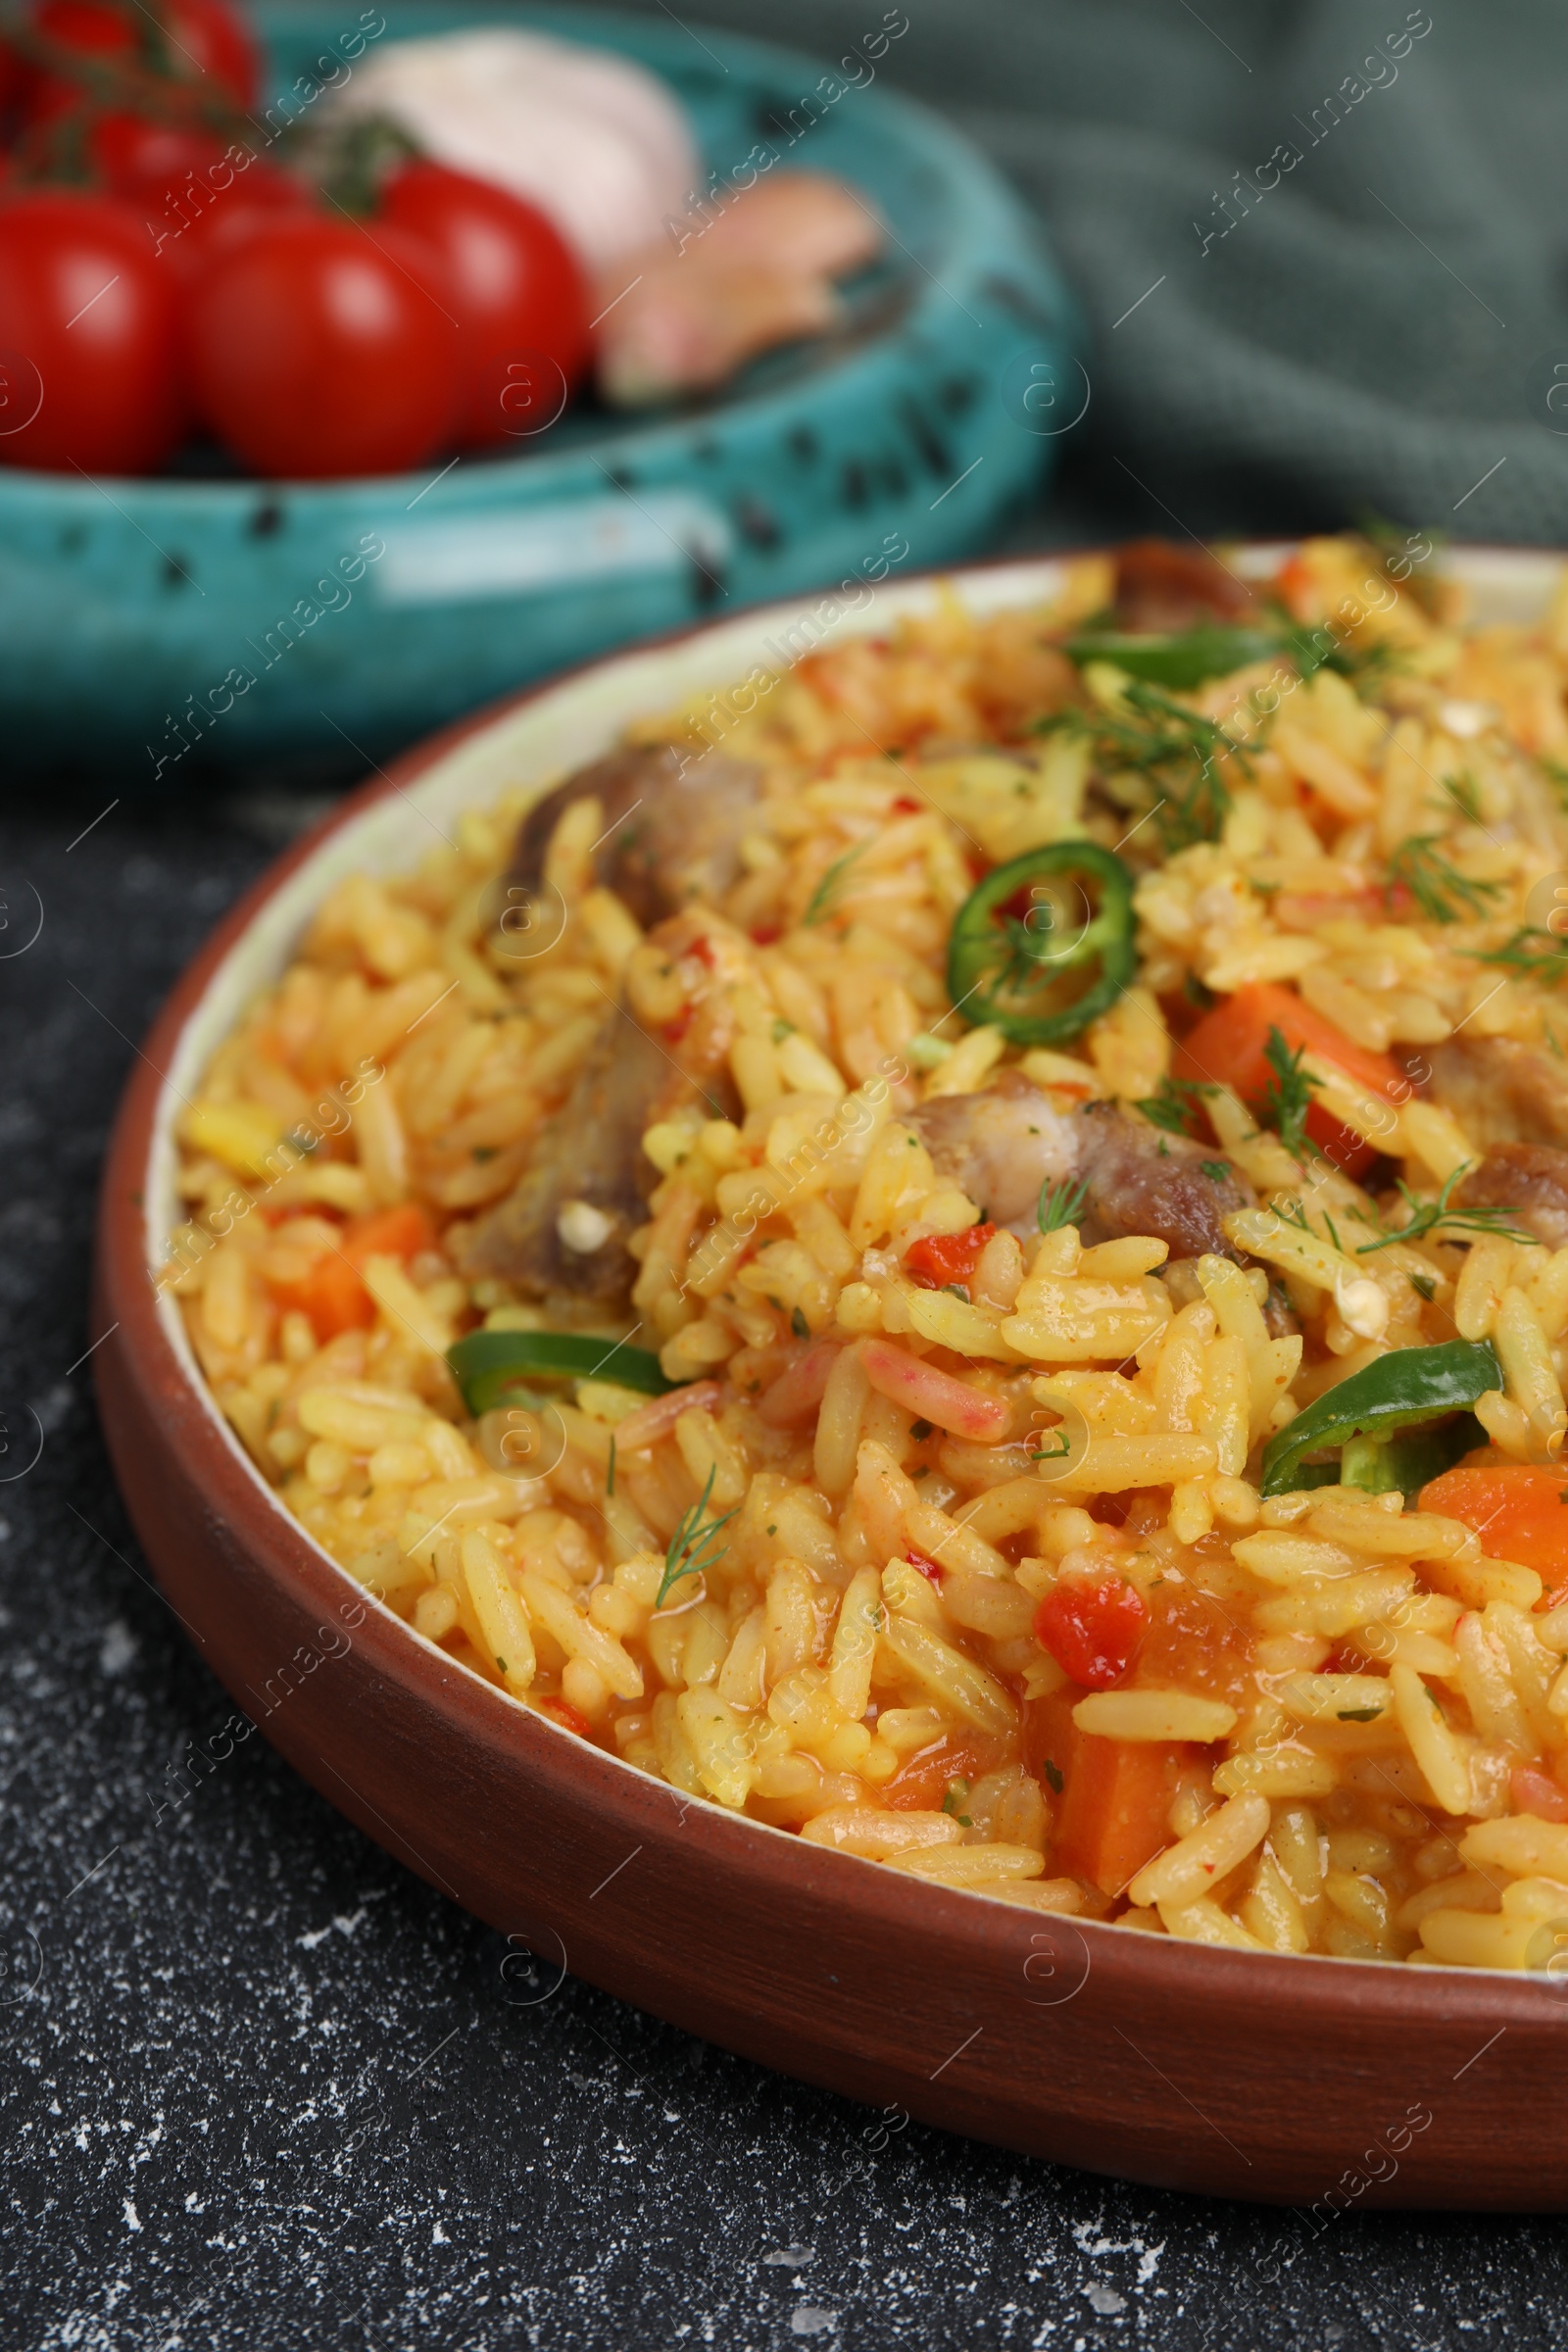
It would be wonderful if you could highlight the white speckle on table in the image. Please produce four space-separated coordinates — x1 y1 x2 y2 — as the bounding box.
761 2246 814 2267
98 1619 137 1676
297 1910 367 1948
1083 2283 1126 2315
432 2221 449 2243
790 2311 839 2337
122 2200 141 2232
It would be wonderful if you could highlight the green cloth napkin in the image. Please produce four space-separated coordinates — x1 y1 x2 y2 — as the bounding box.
648 0 1568 541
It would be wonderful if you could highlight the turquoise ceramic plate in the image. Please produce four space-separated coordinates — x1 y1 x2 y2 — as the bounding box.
0 2 1082 773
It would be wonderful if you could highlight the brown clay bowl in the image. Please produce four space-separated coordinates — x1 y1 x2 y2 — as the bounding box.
94 547 1568 2208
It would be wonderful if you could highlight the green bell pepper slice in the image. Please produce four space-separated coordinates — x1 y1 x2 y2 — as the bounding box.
447 1329 679 1417
1259 1340 1501 1500
947 840 1136 1049
1063 624 1290 690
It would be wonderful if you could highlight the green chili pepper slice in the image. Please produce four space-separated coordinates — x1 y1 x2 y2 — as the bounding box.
1063 624 1289 690
947 840 1136 1048
447 1330 679 1417
1259 1340 1500 1499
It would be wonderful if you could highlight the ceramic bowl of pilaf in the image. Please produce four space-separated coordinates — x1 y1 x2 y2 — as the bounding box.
97 537 1568 2203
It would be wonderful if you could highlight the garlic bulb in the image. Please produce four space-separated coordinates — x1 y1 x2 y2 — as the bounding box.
328 28 699 271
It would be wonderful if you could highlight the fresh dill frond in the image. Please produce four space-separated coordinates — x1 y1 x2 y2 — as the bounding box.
1355 1161 1539 1254
803 840 867 927
1409 1271 1437 1302
1261 1026 1317 1160
1038 1174 1092 1234
1134 1072 1218 1137
1441 771 1482 824
657 1465 741 1606
1387 835 1506 925
1476 926 1568 983
1538 756 1568 812
607 1437 616 1498
1042 685 1244 852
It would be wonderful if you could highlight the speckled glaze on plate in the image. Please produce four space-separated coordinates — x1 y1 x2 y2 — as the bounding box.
95 550 1568 2208
1 1 1079 770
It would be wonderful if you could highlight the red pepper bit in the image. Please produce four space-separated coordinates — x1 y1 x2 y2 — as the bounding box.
1033 1573 1147 1690
906 1550 945 1586
688 935 718 968
903 1222 997 1291
539 1698 593 1739
750 923 783 946
662 1004 695 1046
891 795 921 814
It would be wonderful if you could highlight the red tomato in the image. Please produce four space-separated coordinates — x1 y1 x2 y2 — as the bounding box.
1034 1573 1146 1690
26 0 260 120
0 187 182 471
377 160 590 449
186 212 460 478
134 147 309 288
903 1222 997 1291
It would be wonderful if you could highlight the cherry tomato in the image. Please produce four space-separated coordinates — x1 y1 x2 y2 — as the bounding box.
0 187 182 471
377 160 590 449
185 211 459 478
120 135 308 287
1034 1573 1146 1690
26 0 261 121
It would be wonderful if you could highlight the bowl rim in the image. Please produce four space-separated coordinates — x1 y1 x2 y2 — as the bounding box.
96 535 1568 2034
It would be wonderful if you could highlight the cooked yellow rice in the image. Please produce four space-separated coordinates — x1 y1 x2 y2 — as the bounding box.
163 533 1568 1968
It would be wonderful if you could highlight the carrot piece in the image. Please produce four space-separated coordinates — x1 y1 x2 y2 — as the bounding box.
1055 1731 1193 1897
1173 980 1403 1178
296 1253 376 1341
1419 1463 1568 1601
343 1201 434 1271
267 1201 436 1343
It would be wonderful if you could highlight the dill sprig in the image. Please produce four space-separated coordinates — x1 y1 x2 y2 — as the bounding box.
1038 1174 1091 1234
1036 686 1245 852
1387 835 1506 925
1261 1026 1317 1160
657 1466 740 1606
1134 1072 1218 1138
802 840 867 927
1538 756 1568 812
1476 926 1568 983
1355 1162 1539 1254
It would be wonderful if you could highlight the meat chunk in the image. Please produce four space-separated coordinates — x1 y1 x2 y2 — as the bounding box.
1113 537 1257 634
1456 1144 1568 1250
1424 1036 1568 1152
1067 1096 1256 1257
909 1070 1079 1228
457 911 741 1309
908 1071 1255 1258
507 741 762 931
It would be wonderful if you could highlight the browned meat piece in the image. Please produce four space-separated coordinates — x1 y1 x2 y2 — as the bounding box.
1113 537 1257 634
1456 1144 1568 1250
457 911 741 1310
908 1072 1255 1258
1068 1096 1256 1256
507 742 762 930
1425 1036 1568 1152
909 1069 1079 1228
